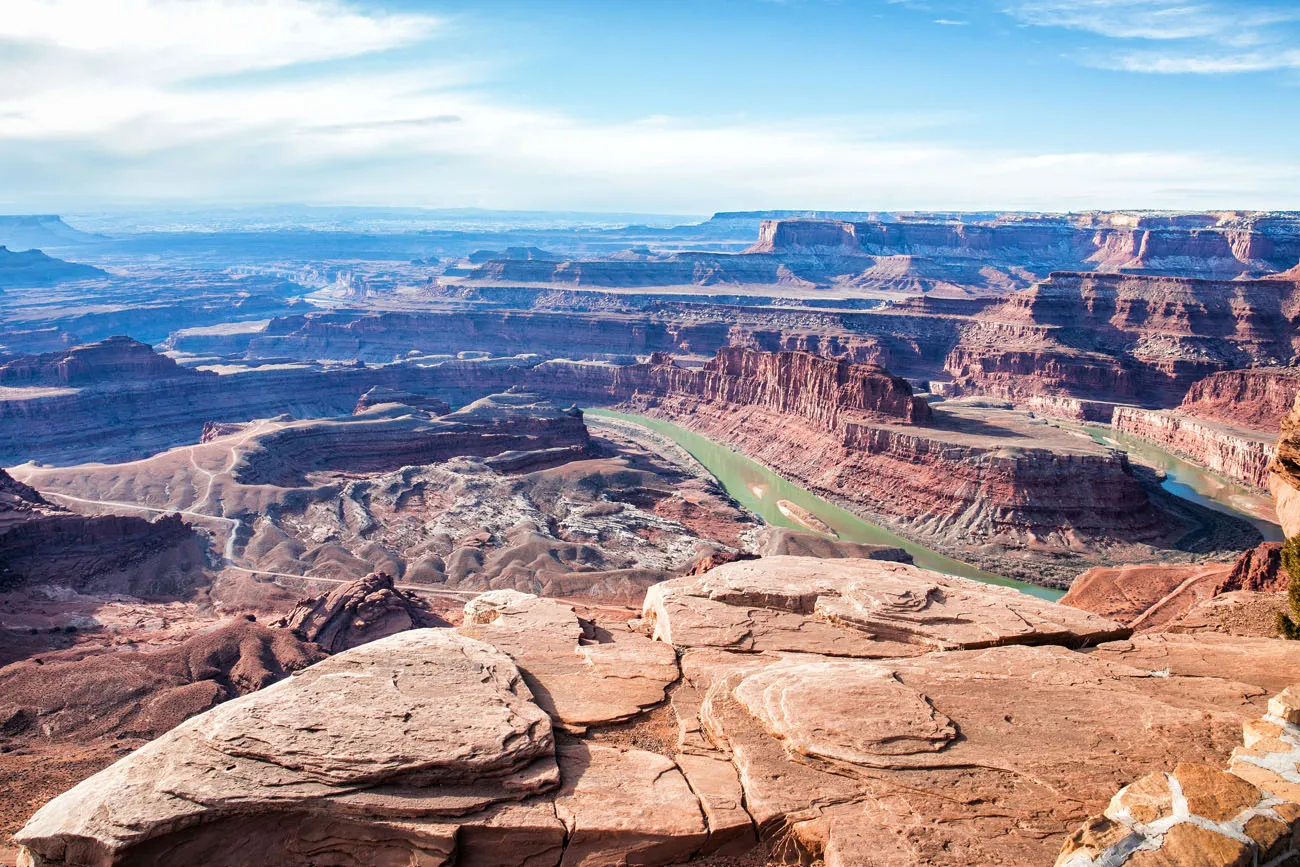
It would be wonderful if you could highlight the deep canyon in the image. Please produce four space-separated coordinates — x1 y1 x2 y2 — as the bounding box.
3 208 1300 867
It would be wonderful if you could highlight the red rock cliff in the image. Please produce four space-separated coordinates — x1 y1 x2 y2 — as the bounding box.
532 347 931 428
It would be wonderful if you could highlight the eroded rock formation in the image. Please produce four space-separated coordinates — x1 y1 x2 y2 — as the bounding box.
0 468 206 596
18 557 1300 867
277 572 449 652
947 271 1300 406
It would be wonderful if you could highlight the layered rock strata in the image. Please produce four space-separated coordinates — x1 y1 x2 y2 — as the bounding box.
1113 406 1277 489
1179 368 1300 431
0 468 206 595
749 214 1300 278
946 271 1300 406
533 346 932 425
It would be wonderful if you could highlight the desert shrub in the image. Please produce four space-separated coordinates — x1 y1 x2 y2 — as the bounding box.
1277 536 1300 640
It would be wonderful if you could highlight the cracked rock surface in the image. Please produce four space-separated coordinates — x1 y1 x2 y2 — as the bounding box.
15 557 1300 867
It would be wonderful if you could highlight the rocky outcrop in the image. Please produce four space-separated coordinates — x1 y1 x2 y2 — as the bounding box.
0 335 184 387
277 572 448 652
1058 686 1300 867
457 590 679 733
19 556 1300 867
353 386 450 415
233 392 591 487
1269 393 1300 538
1218 541 1290 594
1179 368 1300 431
1113 406 1277 488
0 468 207 596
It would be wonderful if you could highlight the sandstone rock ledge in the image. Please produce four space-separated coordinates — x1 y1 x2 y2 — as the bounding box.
1058 686 1300 866
19 558 1300 867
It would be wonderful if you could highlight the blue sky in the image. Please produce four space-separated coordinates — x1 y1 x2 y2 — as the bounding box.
1 0 1298 212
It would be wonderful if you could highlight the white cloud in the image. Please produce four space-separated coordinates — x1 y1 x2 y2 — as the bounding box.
0 0 440 79
1113 49 1300 73
0 0 1296 210
1004 0 1300 73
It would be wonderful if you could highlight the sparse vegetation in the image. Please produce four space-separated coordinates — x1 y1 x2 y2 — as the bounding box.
1277 536 1300 640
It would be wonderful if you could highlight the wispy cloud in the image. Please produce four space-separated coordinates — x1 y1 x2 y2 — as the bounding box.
1004 0 1300 73
0 0 1295 209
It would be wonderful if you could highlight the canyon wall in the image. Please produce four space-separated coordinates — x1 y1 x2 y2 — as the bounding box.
748 214 1300 277
947 270 1300 405
1178 367 1300 431
1269 393 1300 538
0 469 206 595
1113 407 1277 489
531 347 931 426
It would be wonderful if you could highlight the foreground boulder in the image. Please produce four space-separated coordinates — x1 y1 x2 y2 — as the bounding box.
17 559 1300 867
643 555 1129 657
15 630 558 866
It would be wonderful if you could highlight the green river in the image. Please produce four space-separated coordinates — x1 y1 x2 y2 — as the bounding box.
1078 425 1283 543
586 409 1064 601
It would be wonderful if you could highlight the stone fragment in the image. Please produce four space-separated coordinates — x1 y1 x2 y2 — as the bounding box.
1126 823 1252 867
674 753 755 855
553 742 707 867
1271 686 1300 725
1172 763 1261 822
1244 814 1292 861
1056 815 1138 866
1243 718 1294 751
1105 772 1172 825
454 799 568 867
1229 750 1300 802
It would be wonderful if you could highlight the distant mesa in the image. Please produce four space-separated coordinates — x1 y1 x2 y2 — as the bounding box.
0 245 106 289
467 246 558 264
0 214 103 251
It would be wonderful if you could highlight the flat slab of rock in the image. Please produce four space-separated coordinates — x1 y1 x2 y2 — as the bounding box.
1087 632 1300 694
698 643 1267 865
458 590 679 732
643 556 1127 656
554 742 707 867
16 630 558 865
